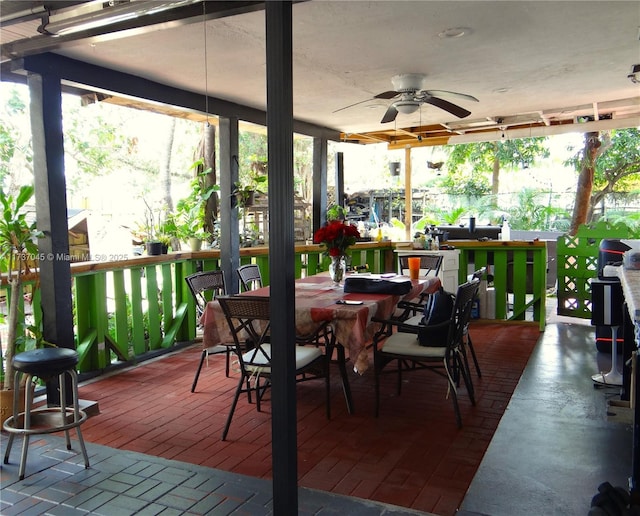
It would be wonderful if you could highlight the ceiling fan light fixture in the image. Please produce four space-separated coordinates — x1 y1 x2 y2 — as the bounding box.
394 101 420 115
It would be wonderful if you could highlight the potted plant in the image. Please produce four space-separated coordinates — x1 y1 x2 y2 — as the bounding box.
0 185 44 422
137 200 177 255
233 162 267 208
175 159 219 250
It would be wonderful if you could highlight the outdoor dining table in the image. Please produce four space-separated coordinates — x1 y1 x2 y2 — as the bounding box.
200 272 441 413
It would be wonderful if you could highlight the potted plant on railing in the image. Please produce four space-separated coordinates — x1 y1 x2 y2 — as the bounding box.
0 185 44 423
138 201 179 255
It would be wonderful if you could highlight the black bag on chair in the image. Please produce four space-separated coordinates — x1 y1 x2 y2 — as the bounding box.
422 287 455 325
417 287 455 346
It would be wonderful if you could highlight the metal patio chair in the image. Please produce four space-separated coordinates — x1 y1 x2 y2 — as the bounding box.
217 295 331 441
371 279 479 428
237 263 263 292
185 270 234 389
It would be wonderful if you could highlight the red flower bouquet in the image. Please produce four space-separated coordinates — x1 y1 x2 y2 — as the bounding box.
313 220 360 256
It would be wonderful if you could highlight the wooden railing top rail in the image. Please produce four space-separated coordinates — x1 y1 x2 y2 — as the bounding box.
447 240 546 249
1 241 395 283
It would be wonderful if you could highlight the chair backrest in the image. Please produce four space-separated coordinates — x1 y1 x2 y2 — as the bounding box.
217 295 271 366
398 254 443 277
467 266 487 282
237 264 263 291
185 270 227 319
448 280 480 347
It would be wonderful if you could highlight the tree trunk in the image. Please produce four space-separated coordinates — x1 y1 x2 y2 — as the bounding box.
159 118 176 211
203 123 217 238
569 132 600 235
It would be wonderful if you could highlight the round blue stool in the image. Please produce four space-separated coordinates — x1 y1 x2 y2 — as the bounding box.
3 348 90 480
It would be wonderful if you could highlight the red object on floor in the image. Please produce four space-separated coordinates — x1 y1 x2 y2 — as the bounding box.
79 322 540 516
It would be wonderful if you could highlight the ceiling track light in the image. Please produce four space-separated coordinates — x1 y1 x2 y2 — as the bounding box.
40 0 200 36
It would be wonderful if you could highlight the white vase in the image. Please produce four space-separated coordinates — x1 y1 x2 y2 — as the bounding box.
329 255 347 286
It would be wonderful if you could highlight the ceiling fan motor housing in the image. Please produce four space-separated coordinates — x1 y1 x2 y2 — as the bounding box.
391 73 426 93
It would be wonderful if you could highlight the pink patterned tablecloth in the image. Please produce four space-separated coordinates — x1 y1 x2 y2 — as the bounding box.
201 273 441 373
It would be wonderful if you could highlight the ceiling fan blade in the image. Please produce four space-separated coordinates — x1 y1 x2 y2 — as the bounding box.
424 90 479 103
381 104 398 123
423 96 472 118
375 90 400 100
333 98 376 114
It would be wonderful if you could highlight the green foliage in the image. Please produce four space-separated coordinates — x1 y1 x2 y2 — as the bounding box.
502 188 570 231
599 210 640 234
326 204 346 221
566 128 640 192
437 206 468 225
175 159 219 239
0 87 32 187
0 184 44 388
446 138 550 174
238 132 268 184
439 173 491 197
0 185 42 275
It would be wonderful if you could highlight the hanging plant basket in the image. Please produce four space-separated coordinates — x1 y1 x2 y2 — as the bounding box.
389 162 401 176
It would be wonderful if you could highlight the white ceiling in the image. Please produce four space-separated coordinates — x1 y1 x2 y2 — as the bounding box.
1 1 639 146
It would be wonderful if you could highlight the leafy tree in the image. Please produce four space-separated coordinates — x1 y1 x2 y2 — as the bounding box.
504 188 570 231
566 128 640 233
0 87 32 191
444 137 550 199
238 131 268 184
438 173 491 198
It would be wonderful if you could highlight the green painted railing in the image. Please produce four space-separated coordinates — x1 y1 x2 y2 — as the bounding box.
2 239 550 377
1 242 394 377
557 221 639 319
453 240 548 330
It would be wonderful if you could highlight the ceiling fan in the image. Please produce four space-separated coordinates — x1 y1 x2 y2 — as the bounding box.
335 74 479 124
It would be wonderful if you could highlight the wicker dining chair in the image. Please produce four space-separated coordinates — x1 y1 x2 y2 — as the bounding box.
185 270 234 389
216 295 331 441
237 264 263 291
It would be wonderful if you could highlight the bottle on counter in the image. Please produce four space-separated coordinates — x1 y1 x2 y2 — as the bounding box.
501 219 511 240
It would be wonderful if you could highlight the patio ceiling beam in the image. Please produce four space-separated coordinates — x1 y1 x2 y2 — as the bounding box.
8 53 341 141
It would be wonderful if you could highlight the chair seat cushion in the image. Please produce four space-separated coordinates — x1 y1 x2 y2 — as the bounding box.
381 332 446 358
13 348 78 378
403 315 423 326
242 344 323 373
